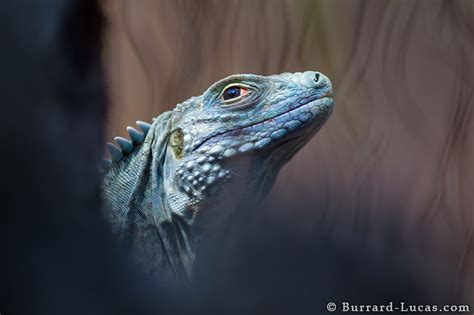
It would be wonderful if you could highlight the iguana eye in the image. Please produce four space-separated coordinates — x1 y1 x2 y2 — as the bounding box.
222 85 248 102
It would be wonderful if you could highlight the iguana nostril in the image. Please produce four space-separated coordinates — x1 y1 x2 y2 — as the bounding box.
300 71 322 88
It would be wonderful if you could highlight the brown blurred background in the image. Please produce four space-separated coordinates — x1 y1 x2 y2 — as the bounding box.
101 0 474 301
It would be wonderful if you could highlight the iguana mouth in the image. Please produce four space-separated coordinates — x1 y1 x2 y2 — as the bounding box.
193 95 333 152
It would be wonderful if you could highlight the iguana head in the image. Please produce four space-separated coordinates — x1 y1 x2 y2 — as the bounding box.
162 71 333 221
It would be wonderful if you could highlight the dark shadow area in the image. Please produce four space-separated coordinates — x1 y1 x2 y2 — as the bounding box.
188 198 458 315
0 1 170 314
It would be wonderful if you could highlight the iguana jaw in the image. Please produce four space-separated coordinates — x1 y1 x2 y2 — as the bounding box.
169 95 333 208
193 96 334 157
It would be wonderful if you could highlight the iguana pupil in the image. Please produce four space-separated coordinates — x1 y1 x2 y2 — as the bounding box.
223 86 241 100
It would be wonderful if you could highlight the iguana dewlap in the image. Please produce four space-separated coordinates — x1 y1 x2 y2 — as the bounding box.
101 71 334 283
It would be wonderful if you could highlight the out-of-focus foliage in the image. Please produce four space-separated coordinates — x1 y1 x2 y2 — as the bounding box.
102 0 474 302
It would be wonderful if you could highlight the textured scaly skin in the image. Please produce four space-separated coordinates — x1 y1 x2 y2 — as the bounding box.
101 71 334 283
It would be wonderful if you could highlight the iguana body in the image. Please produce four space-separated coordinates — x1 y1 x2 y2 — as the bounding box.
101 71 334 283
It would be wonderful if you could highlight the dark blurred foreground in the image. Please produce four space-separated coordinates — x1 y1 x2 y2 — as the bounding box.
0 1 469 314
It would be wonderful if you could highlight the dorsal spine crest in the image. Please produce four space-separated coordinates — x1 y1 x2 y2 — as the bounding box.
102 120 152 169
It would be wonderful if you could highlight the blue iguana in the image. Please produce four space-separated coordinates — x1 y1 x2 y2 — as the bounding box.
101 71 334 283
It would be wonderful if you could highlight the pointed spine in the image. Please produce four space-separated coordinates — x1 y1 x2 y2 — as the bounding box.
114 136 133 154
107 142 122 162
127 126 144 145
102 158 112 169
137 120 151 135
